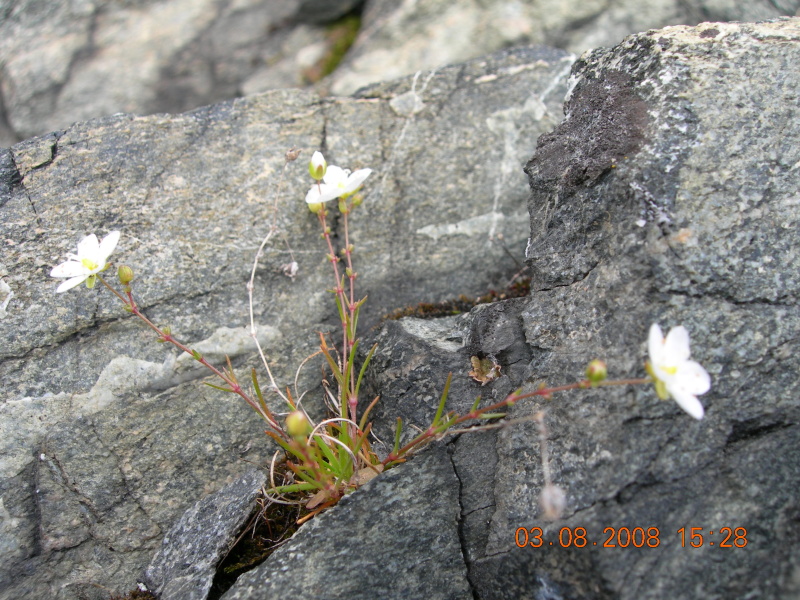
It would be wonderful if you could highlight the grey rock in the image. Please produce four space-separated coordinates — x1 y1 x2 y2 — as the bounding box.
4 377 269 600
143 469 268 600
213 16 800 600
221 445 471 600
478 18 800 599
3 13 798 600
361 298 532 449
0 45 571 599
0 0 348 146
5 0 799 149
327 0 800 95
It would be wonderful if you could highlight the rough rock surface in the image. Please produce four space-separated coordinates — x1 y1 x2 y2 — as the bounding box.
0 45 570 599
223 445 471 600
219 18 800 600
475 18 800 599
327 0 800 95
5 0 799 147
3 15 799 600
0 0 364 146
143 469 267 600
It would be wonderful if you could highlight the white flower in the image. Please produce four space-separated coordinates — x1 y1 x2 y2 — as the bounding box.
539 484 566 521
647 323 711 420
50 231 120 293
308 151 327 180
305 164 372 205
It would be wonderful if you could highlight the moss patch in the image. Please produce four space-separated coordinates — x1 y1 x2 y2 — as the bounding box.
208 490 310 599
304 13 362 83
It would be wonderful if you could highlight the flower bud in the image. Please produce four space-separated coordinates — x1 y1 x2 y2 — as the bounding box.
285 410 312 439
308 151 327 180
540 484 566 521
118 265 135 285
585 359 607 384
308 201 324 214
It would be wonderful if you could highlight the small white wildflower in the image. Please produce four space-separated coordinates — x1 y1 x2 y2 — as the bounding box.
308 151 327 180
647 323 711 420
50 231 120 293
540 484 566 521
305 164 372 205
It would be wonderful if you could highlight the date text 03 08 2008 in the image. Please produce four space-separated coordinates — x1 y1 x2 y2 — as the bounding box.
514 526 748 549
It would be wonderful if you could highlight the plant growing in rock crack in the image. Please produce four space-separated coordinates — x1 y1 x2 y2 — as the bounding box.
48 149 711 522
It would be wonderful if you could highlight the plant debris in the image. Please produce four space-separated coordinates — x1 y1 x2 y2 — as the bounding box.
383 276 530 321
468 355 502 385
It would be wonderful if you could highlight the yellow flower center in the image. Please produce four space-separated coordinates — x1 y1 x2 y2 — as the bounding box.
81 258 99 272
660 365 678 376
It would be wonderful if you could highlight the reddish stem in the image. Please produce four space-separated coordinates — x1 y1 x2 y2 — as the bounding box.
98 276 287 439
382 377 650 465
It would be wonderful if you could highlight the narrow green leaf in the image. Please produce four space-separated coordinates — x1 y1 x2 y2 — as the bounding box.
352 423 372 456
334 292 346 326
355 343 377 405
392 417 403 455
336 424 352 447
470 396 481 413
250 368 272 417
435 414 458 434
350 302 361 340
432 373 452 426
314 435 341 471
343 338 360 395
358 392 381 432
289 466 326 487
479 412 507 420
265 435 294 456
321 346 344 386
265 482 319 494
203 382 235 393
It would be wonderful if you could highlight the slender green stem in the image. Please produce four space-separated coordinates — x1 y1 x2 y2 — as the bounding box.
341 210 358 420
318 207 361 435
318 210 349 411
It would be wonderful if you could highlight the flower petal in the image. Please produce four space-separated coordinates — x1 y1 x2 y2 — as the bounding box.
343 168 371 193
50 260 88 278
668 387 705 420
75 234 100 258
678 360 711 395
318 185 345 203
648 323 665 364
663 325 692 362
322 165 347 187
97 230 121 261
305 186 323 204
306 184 341 204
56 275 89 293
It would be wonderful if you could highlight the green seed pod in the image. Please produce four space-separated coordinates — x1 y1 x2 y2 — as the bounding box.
585 359 607 383
118 265 135 285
